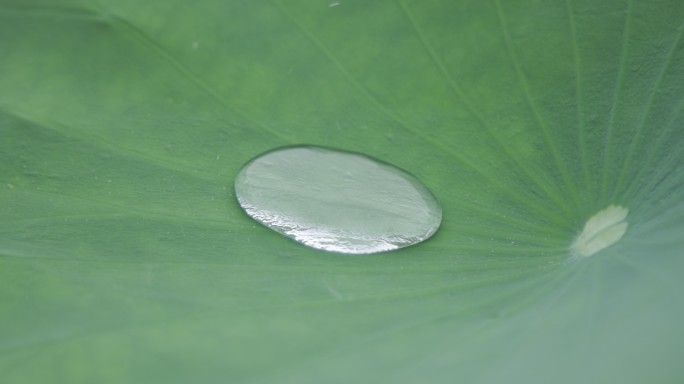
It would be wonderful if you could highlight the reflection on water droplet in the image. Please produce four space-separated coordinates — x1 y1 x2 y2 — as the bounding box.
234 146 442 254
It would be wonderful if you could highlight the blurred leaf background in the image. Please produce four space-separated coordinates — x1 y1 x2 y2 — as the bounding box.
1 0 683 383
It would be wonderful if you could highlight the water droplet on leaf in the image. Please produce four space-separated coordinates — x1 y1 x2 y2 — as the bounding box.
234 146 442 254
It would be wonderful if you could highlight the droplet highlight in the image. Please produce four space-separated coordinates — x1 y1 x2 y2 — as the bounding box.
234 146 442 254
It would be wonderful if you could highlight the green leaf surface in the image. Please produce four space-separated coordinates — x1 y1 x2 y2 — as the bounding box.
1 0 683 383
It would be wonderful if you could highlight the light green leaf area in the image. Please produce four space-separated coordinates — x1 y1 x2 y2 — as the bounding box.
1 0 683 383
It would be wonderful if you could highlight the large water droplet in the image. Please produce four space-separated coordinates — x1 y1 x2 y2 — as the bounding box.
234 146 442 254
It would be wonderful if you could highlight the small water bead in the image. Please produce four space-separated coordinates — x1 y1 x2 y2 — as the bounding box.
234 146 442 254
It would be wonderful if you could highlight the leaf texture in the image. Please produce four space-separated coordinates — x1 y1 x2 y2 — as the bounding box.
1 0 683 383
